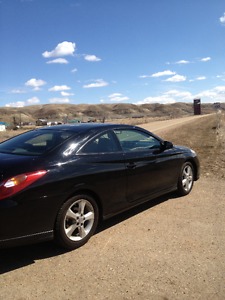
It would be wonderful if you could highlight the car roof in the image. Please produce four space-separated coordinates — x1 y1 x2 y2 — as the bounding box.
38 123 135 133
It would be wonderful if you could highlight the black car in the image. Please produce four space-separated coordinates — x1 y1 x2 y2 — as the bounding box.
0 123 199 250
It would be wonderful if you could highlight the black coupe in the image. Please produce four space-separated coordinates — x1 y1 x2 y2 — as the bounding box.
0 123 199 249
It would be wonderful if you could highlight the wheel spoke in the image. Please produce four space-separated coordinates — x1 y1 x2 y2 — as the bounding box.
84 211 94 221
186 167 191 176
78 200 86 215
182 178 187 187
65 223 78 238
78 226 87 238
66 208 77 220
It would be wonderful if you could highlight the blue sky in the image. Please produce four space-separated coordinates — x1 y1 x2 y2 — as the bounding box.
1 0 225 107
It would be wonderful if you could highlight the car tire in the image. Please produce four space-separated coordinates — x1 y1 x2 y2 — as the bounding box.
177 162 194 196
54 194 99 250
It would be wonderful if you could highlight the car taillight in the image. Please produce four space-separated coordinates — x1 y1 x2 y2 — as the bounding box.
0 170 47 201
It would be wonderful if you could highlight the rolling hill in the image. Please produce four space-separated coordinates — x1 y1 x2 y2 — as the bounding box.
0 102 221 125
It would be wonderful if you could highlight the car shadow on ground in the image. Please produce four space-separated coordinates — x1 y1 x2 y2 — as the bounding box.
96 191 178 234
0 192 179 275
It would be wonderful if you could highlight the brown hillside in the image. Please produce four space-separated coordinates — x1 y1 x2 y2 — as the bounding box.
0 102 221 125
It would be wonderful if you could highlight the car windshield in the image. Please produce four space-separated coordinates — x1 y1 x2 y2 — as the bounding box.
0 129 75 156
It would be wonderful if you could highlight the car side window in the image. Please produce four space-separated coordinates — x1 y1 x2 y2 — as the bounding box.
114 129 161 152
80 131 120 154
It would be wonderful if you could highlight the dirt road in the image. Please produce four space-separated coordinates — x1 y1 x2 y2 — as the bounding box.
141 114 211 133
1 114 224 300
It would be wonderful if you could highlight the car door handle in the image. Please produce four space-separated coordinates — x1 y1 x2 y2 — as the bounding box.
127 162 136 169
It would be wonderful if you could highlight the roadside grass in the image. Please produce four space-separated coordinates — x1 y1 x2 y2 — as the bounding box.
159 113 225 179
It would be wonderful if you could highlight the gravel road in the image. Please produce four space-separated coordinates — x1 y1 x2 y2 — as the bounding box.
141 114 211 133
1 115 224 300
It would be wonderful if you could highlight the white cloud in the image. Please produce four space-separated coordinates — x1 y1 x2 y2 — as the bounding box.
42 41 76 58
165 74 186 82
175 60 190 64
214 86 225 93
136 89 193 105
83 79 108 88
137 84 225 105
219 12 225 24
84 55 101 62
61 91 74 96
195 85 225 102
49 98 70 104
189 76 207 82
11 89 26 94
71 68 78 73
195 90 217 99
136 95 176 105
5 101 25 107
46 58 69 64
165 90 193 101
49 85 71 92
108 93 129 102
27 97 40 104
167 57 211 65
200 57 211 62
196 76 206 81
139 75 151 79
151 70 176 78
25 78 46 90
109 93 122 98
216 74 225 82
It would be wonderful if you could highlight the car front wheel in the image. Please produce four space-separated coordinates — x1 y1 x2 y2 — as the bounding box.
177 162 194 196
55 194 99 250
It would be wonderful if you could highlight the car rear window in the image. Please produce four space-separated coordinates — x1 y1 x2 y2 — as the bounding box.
0 130 75 156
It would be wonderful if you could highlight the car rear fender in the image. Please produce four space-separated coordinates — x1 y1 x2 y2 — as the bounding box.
63 188 104 222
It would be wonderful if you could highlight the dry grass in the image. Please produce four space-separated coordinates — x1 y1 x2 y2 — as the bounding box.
158 113 225 179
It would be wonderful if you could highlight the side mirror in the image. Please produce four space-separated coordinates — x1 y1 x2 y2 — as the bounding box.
161 141 173 151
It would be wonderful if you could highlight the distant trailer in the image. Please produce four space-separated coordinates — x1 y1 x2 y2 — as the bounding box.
213 102 221 110
0 125 6 131
193 99 201 115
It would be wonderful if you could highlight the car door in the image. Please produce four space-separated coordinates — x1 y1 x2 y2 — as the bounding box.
114 128 177 203
76 130 127 216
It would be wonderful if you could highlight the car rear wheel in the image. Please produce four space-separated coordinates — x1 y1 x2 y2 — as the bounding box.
55 194 99 250
177 162 194 196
